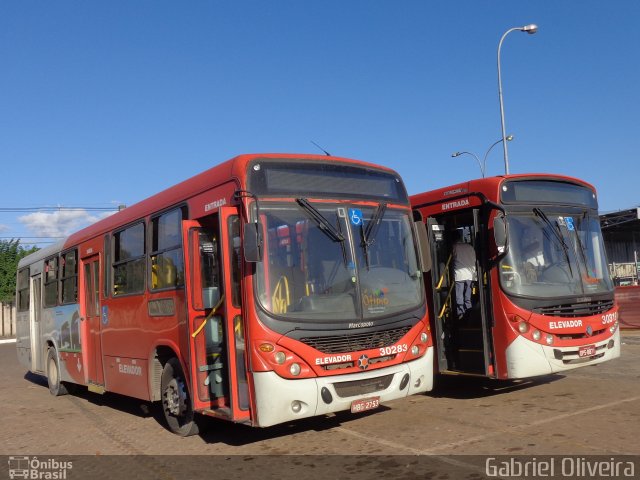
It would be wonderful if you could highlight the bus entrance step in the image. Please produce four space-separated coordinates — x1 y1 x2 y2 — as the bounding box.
456 349 485 373
455 328 484 350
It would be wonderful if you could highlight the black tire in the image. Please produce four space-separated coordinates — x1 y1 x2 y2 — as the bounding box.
161 358 201 436
46 348 69 396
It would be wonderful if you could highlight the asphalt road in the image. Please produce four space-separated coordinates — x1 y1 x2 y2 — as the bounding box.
1 333 639 479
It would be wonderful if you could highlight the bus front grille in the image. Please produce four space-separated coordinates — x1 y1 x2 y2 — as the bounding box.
533 300 614 318
332 374 394 398
299 326 412 354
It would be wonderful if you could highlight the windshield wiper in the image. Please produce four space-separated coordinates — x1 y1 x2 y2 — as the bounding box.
572 212 597 281
296 198 345 243
532 207 573 277
361 202 387 270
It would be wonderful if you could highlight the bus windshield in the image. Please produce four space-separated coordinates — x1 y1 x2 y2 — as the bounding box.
499 209 613 298
255 202 423 321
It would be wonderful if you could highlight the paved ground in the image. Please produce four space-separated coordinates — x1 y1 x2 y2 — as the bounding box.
1 333 639 478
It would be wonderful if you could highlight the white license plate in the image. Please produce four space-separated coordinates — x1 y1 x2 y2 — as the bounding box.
350 396 380 414
578 344 596 358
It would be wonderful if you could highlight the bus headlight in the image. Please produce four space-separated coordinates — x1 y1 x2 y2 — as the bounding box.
545 334 554 345
518 322 529 334
420 332 428 343
275 351 286 365
532 330 541 341
411 345 420 356
290 363 301 376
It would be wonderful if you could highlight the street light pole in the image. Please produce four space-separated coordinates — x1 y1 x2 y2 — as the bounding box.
497 24 537 175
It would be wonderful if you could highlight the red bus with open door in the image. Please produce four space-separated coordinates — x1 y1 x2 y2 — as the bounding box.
411 174 620 380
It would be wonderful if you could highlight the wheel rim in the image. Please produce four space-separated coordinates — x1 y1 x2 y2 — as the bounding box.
163 377 188 418
48 356 58 386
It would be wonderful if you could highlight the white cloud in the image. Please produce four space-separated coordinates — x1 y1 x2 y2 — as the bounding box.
0 224 9 233
18 210 115 238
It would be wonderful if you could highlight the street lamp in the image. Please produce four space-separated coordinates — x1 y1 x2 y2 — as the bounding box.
451 150 482 176
497 24 537 175
452 134 514 178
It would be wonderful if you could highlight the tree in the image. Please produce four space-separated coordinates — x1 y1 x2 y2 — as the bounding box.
0 240 39 304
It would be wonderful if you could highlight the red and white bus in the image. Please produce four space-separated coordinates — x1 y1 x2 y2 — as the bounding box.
16 153 433 435
410 174 620 379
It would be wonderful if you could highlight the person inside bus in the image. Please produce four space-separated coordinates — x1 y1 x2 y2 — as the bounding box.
452 229 477 321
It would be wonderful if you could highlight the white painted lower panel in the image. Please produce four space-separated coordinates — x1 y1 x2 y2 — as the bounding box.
253 347 433 427
505 329 621 379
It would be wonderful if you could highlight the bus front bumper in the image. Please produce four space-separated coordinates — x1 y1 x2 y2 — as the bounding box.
252 347 433 427
505 329 621 379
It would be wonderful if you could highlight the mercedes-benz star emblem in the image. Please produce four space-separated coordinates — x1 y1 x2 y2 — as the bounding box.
357 354 369 370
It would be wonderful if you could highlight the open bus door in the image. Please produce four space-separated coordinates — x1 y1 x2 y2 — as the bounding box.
182 207 250 423
426 211 496 377
426 218 451 372
473 208 496 378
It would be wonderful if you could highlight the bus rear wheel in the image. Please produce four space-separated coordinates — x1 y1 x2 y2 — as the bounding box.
161 358 200 437
46 348 68 396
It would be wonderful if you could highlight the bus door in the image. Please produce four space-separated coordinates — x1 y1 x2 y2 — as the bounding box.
426 218 451 372
473 208 496 377
183 207 250 422
427 212 494 376
30 274 43 373
80 254 104 387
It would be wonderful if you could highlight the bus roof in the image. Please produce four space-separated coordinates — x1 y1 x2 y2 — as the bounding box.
410 173 595 210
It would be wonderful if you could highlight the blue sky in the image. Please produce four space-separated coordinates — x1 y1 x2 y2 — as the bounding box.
1 1 639 245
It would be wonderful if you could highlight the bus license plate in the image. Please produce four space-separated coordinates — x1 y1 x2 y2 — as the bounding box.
579 345 596 358
351 396 380 413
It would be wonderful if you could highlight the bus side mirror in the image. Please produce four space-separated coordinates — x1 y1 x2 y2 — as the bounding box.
414 220 432 273
243 222 263 262
493 213 508 253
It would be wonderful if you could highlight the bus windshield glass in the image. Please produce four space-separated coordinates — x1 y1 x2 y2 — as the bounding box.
255 202 423 321
499 209 613 298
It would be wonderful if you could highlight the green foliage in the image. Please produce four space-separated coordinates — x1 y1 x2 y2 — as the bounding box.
0 240 39 304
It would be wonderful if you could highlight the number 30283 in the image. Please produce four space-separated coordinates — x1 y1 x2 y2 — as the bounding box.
379 344 408 356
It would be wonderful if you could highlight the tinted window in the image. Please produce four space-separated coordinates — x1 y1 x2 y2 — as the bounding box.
150 208 185 290
17 268 30 312
228 216 241 307
113 223 145 296
44 257 58 307
60 250 78 304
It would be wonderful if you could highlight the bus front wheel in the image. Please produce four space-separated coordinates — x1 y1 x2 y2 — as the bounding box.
46 348 68 396
161 357 200 437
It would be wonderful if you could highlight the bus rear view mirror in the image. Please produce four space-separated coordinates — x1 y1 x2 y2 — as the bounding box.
493 213 508 253
243 222 263 262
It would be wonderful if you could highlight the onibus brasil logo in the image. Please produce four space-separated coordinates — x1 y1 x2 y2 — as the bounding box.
8 457 72 479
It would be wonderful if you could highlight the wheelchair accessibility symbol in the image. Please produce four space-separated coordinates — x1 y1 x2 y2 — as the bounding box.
349 209 363 226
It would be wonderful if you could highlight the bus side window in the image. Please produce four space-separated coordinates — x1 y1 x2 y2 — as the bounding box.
151 207 186 290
